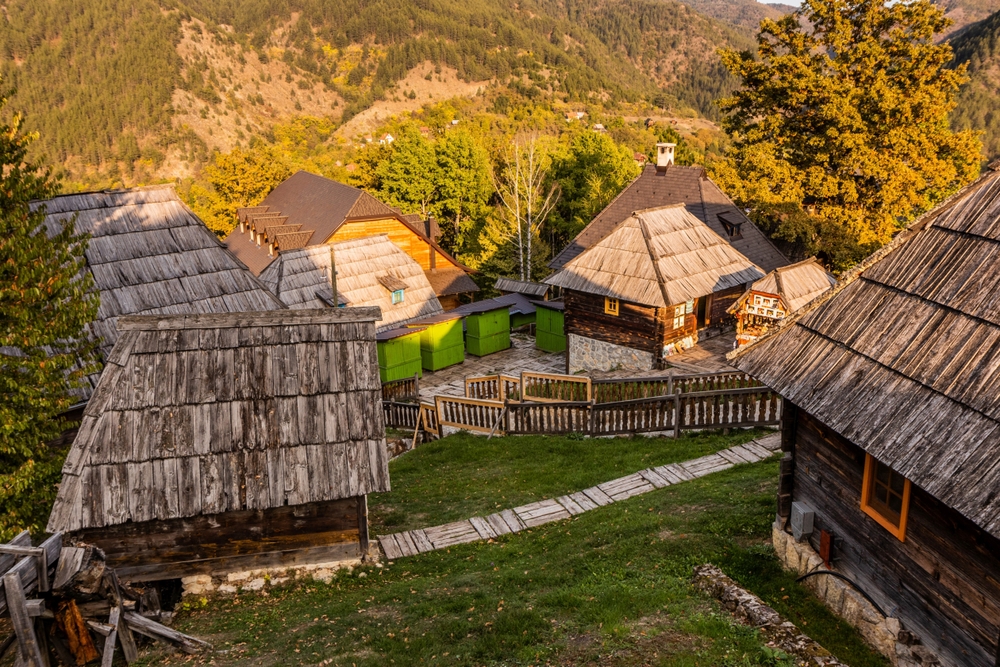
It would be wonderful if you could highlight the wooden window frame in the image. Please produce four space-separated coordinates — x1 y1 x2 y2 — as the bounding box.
604 297 619 316
392 289 405 305
672 304 685 330
860 453 911 542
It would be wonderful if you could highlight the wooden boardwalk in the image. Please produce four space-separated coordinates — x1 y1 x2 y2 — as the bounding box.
378 432 781 559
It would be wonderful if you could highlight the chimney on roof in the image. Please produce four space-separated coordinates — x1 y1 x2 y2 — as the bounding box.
656 143 675 170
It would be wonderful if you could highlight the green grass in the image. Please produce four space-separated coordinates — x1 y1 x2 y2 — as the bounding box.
140 433 889 667
370 429 773 533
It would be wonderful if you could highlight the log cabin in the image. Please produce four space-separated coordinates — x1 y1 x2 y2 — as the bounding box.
259 235 444 331
224 171 478 309
545 204 765 373
46 309 391 583
549 143 788 274
33 186 286 405
731 166 1000 667
728 257 835 347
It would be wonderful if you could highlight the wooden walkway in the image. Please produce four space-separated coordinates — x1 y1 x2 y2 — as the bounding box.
378 432 781 559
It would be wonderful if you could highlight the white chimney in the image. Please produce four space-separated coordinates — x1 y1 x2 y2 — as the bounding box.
656 142 676 169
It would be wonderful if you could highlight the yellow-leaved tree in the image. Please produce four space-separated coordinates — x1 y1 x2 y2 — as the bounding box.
711 0 982 271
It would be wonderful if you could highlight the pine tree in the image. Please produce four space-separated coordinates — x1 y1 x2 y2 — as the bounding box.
0 95 99 539
712 0 982 270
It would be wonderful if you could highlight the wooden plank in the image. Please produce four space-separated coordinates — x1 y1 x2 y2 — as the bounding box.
3 573 44 667
123 612 211 654
379 535 403 561
424 521 480 548
498 509 525 533
485 513 513 536
395 531 418 558
582 487 614 507
107 570 138 664
638 468 671 489
568 491 599 512
517 500 571 528
101 607 120 667
718 448 751 465
469 517 498 540
0 532 32 577
52 547 85 591
0 533 61 618
555 495 586 515
410 530 434 553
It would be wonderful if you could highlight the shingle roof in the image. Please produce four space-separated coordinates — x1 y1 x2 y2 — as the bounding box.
550 165 788 273
545 204 765 307
731 167 1000 540
33 186 285 401
47 309 390 533
493 277 550 298
452 293 535 316
735 257 836 314
424 267 480 297
259 235 444 331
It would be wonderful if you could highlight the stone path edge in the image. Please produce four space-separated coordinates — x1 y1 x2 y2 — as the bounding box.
378 432 782 560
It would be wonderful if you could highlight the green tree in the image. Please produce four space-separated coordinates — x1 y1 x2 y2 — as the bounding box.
712 0 981 270
434 129 492 253
549 131 641 251
196 144 292 236
0 97 99 540
374 126 439 218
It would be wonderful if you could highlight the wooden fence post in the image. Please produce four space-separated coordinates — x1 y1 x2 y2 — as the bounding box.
4 572 45 667
673 394 681 439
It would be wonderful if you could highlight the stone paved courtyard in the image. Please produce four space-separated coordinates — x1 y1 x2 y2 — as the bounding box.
417 332 737 402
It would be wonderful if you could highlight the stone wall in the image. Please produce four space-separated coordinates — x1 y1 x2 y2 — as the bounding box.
181 555 372 597
772 522 941 667
567 334 654 374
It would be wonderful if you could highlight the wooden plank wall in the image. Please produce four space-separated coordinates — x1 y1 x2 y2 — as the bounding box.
708 285 744 325
564 290 661 353
72 498 363 582
332 219 451 271
790 411 1000 667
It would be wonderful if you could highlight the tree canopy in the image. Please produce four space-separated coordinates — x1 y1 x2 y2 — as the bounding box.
0 93 99 539
711 0 982 270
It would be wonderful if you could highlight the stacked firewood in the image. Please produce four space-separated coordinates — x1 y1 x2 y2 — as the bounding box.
1 532 210 666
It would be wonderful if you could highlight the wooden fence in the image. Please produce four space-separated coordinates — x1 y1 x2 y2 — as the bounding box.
518 372 591 403
590 371 762 403
465 374 519 401
383 401 421 430
435 395 506 435
382 374 420 402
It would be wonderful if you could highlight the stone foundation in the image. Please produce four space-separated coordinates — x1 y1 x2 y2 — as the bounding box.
772 522 940 667
567 334 654 374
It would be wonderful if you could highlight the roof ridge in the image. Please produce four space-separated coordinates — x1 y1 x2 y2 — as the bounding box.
636 212 677 307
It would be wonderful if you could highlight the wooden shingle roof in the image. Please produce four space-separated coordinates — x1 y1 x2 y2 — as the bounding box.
259 235 444 331
545 204 765 307
550 165 788 273
731 167 1000 539
734 257 836 314
34 186 286 401
493 277 550 298
47 309 390 533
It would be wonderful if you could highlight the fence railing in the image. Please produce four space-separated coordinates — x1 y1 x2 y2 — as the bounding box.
435 395 506 435
382 374 420 402
420 402 439 438
505 400 593 435
519 372 591 403
590 371 762 403
383 401 421 430
465 374 520 401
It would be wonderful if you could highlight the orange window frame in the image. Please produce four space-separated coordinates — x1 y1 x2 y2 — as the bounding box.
860 453 911 542
604 297 619 316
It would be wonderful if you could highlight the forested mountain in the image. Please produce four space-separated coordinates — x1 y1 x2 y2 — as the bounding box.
0 0 755 186
951 9 1000 158
671 0 795 30
940 0 1000 37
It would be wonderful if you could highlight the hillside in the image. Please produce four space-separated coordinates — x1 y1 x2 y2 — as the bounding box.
940 0 1000 37
951 9 1000 158
0 0 754 187
673 0 796 29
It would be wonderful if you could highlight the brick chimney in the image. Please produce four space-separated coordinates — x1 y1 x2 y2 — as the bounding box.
656 142 676 170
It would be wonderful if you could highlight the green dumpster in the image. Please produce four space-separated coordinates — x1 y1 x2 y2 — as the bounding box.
407 313 465 371
376 327 425 383
534 300 566 353
463 303 511 357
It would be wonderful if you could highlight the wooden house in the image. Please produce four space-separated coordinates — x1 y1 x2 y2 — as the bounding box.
34 186 286 403
46 309 390 582
728 258 836 347
494 277 551 301
731 167 1000 667
550 145 788 274
545 204 764 373
224 171 478 309
259 235 444 331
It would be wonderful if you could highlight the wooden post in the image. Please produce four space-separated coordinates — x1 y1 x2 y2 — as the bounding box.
673 394 681 439
101 607 120 667
781 398 798 453
108 571 138 663
357 495 370 559
3 573 45 667
329 246 338 308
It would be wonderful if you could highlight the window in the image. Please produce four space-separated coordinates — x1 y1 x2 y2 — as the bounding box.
861 454 911 541
672 305 685 329
604 297 619 316
392 289 405 305
718 213 743 240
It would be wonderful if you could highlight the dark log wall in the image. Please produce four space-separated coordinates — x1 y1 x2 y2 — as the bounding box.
73 497 363 582
565 290 661 354
709 285 744 325
789 410 1000 667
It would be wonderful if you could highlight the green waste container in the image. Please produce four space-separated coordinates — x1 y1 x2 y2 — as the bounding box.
376 327 424 383
534 300 566 353
407 313 465 371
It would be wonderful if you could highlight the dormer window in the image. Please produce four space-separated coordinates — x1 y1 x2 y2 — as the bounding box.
392 289 405 305
378 274 409 305
718 213 743 240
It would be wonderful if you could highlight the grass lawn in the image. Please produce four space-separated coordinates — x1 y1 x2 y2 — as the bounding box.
140 431 889 667
370 429 775 533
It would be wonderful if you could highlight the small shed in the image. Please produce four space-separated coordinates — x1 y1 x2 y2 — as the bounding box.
457 302 511 357
533 300 566 353
406 312 465 371
46 309 390 582
496 292 537 329
728 258 836 347
494 277 550 301
377 326 425 382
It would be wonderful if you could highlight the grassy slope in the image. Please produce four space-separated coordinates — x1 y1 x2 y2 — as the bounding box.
370 429 771 533
142 434 889 667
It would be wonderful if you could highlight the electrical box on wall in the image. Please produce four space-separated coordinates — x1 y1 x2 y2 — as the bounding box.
791 501 815 542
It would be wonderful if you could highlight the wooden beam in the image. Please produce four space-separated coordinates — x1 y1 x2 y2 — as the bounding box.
101 608 119 667
3 573 45 667
107 570 138 663
52 548 85 591
357 495 370 559
0 533 61 617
